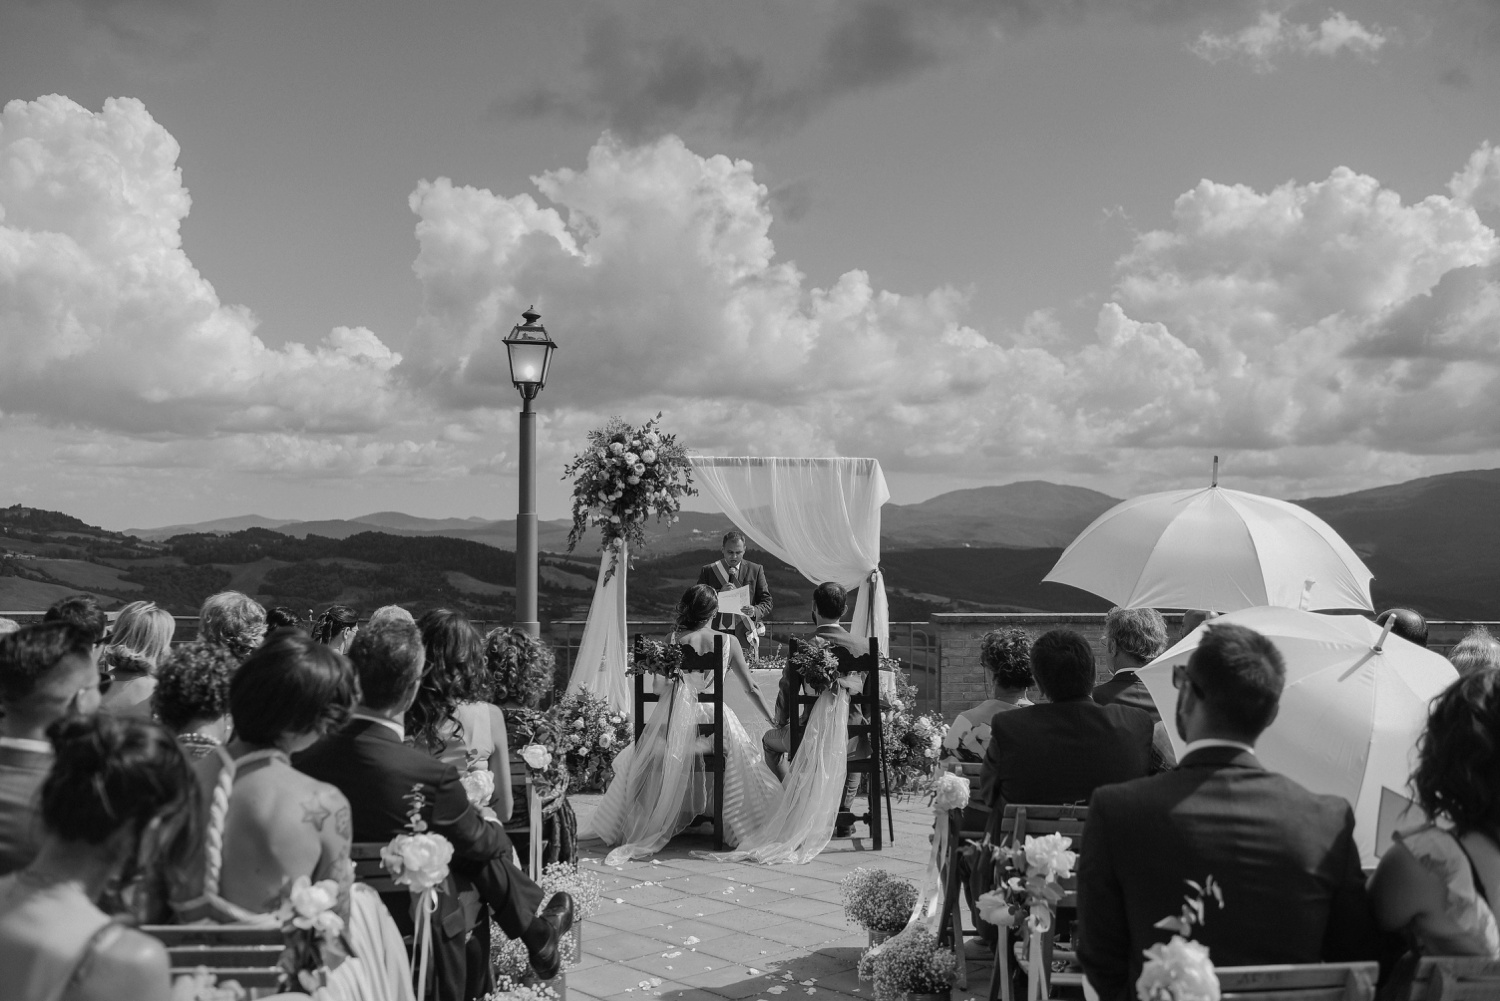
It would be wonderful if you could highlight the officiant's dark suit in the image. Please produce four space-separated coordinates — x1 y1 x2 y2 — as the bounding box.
979 629 1155 840
696 531 772 645
1076 624 1379 1001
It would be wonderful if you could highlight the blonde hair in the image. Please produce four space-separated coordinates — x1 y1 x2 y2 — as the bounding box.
102 601 176 674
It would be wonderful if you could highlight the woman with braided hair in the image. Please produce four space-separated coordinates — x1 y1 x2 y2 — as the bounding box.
311 604 359 655
0 714 199 1001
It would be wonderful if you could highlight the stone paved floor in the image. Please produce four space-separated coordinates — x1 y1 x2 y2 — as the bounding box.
560 794 993 1001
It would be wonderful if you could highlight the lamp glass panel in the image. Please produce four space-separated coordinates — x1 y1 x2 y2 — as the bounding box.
506 339 552 387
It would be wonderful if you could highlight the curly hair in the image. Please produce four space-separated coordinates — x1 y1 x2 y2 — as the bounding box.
980 628 1034 691
483 626 556 709
1412 670 1500 833
407 609 487 752
198 591 267 662
1106 606 1168 664
151 639 239 732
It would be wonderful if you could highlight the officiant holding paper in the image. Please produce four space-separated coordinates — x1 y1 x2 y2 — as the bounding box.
697 530 773 655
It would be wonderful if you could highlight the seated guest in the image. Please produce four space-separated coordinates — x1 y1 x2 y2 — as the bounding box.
296 620 573 1001
197 591 267 663
942 628 1032 763
1448 626 1500 677
265 606 305 631
0 619 19 636
980 629 1154 840
0 622 100 875
1376 608 1429 649
313 604 360 655
411 610 511 821
368 604 415 629
0 716 195 1001
98 600 175 720
1077 624 1379 1001
1368 670 1500 956
1093 605 1177 769
152 640 239 760
42 596 109 652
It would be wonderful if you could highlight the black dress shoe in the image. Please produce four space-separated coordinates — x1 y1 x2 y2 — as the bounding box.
834 823 855 838
527 892 576 981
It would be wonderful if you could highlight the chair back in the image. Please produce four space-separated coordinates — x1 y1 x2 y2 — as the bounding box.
996 803 1087 845
1388 956 1500 1000
503 750 545 879
140 925 285 992
947 760 989 836
788 635 881 748
351 841 400 894
1215 962 1377 1000
632 632 727 848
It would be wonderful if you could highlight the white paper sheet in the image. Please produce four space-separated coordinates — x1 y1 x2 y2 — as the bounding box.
716 585 751 614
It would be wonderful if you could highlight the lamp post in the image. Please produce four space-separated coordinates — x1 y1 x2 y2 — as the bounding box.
503 306 557 638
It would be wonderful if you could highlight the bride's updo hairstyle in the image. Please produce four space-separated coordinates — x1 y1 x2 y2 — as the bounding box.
312 604 359 645
42 714 198 856
675 585 719 633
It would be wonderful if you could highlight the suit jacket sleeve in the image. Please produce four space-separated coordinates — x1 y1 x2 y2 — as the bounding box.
428 759 508 862
695 565 718 589
980 714 1005 839
1320 803 1381 963
748 563 773 620
1077 787 1131 1001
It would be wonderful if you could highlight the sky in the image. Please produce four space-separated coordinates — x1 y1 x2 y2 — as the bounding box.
2 0 1500 531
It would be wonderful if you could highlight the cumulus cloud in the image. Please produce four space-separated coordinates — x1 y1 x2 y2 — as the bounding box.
0 94 408 435
51 432 460 478
1190 9 1390 70
404 131 1500 492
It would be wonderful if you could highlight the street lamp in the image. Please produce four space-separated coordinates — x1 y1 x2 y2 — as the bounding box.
503 306 558 637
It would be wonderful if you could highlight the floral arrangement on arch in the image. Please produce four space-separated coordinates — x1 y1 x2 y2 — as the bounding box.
552 689 633 793
627 636 686 683
856 927 958 1001
880 661 947 795
840 867 920 935
789 636 843 694
274 875 345 993
563 414 695 583
1137 877 1224 1001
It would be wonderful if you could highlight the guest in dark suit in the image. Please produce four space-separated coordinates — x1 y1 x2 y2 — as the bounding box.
1375 607 1428 649
695 530 773 652
0 621 101 875
979 629 1155 841
1077 623 1380 1001
1092 606 1176 770
295 620 572 1001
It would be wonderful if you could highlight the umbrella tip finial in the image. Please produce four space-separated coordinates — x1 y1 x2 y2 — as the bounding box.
1374 616 1395 653
1212 455 1219 488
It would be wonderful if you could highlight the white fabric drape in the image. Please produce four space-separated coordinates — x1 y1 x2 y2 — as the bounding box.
565 540 632 714
688 457 890 648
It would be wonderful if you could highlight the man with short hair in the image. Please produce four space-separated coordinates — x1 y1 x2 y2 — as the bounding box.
1093 606 1177 769
295 621 572 1001
979 629 1155 840
1375 608 1428 649
0 621 100 874
1077 624 1379 1001
42 595 108 665
696 530 773 652
1447 624 1500 677
366 604 415 629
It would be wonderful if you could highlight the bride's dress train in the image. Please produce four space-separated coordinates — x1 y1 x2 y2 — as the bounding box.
591 646 781 865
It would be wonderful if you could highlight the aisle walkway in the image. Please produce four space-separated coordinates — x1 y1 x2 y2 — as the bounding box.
562 794 990 1001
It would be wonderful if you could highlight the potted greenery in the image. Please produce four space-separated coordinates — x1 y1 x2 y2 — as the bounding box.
841 867 919 947
857 927 957 1001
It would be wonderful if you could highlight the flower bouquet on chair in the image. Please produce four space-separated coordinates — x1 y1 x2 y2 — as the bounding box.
1135 877 1223 1001
274 875 346 993
381 785 454 1001
789 637 842 694
628 637 687 684
974 832 1078 1001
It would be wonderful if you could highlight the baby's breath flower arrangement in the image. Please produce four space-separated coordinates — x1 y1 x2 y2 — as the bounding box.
483 979 559 1001
551 689 632 792
562 414 695 583
857 928 958 1001
841 867 920 936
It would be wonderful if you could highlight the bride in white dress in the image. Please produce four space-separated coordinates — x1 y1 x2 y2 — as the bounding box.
591 586 782 865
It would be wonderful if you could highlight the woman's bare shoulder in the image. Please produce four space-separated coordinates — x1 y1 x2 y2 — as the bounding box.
74 927 170 1001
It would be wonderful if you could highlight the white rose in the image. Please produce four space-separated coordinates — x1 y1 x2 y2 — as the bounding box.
624 452 639 464
387 833 454 893
609 442 625 454
975 890 1015 927
286 875 340 928
641 449 657 463
930 772 970 812
460 769 495 808
600 731 615 748
633 463 646 475
628 475 641 485
1023 833 1077 882
520 744 553 770
1137 935 1220 1001
643 432 659 446
313 910 344 939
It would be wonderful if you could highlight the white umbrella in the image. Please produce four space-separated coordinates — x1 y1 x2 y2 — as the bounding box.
1043 479 1374 613
1138 606 1457 866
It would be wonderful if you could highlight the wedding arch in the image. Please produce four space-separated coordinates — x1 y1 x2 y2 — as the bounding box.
565 456 891 716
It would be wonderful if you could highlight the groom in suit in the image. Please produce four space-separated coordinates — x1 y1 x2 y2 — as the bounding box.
296 620 573 1001
696 530 773 653
1076 623 1379 1001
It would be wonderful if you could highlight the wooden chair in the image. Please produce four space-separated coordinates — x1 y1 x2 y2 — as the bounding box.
503 749 545 879
351 841 400 894
1216 962 1378 1000
632 632 727 850
1381 955 1500 1000
787 635 887 848
988 803 1088 1001
937 760 991 983
140 925 285 995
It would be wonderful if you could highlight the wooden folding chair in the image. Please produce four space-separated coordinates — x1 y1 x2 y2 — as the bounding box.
988 803 1088 1001
788 636 888 848
140 924 285 995
1383 955 1500 1001
633 633 727 850
937 760 990 983
1216 962 1378 1000
503 748 545 879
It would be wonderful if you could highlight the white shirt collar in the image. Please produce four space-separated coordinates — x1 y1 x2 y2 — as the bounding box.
0 736 54 755
1182 737 1256 758
350 710 404 741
